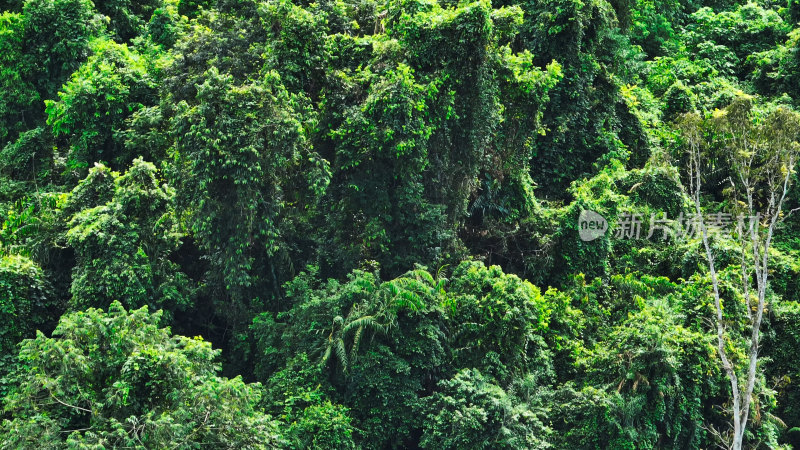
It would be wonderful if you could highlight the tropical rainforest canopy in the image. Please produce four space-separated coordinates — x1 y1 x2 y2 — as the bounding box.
2 0 800 447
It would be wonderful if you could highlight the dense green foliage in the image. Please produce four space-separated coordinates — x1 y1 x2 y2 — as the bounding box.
1 302 284 447
2 0 800 447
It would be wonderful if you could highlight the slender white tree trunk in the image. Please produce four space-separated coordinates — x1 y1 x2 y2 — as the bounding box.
692 150 793 450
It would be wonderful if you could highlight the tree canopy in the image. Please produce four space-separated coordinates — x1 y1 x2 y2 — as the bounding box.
3 0 800 447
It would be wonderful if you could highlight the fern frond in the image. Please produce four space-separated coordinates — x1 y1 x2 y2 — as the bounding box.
350 325 364 364
320 343 332 366
417 270 435 286
335 338 348 373
343 315 386 336
397 291 422 311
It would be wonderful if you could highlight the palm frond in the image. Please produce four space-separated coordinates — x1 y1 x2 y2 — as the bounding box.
335 337 348 373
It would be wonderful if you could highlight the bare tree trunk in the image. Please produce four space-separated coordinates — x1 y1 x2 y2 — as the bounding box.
690 137 795 450
687 131 741 449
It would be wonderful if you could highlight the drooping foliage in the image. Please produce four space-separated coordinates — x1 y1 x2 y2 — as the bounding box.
170 67 317 313
0 253 55 397
64 159 189 315
45 39 162 176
